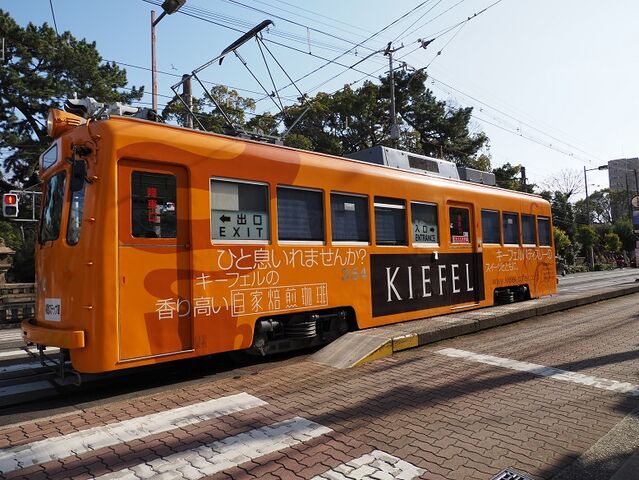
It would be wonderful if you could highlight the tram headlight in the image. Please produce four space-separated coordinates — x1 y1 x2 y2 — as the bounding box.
46 109 86 138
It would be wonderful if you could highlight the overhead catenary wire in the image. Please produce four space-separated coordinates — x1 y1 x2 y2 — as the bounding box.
137 0 601 167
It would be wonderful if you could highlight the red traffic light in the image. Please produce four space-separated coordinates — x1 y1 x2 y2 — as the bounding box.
3 193 19 218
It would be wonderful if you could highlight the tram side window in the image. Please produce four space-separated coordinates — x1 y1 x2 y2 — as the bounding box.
522 214 537 245
211 179 269 241
39 171 66 244
481 210 501 244
538 216 552 246
411 202 438 244
375 197 406 246
449 207 470 244
331 193 369 242
277 186 324 241
131 172 177 238
503 212 520 245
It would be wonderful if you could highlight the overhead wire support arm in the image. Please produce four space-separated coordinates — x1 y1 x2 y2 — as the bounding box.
169 19 275 133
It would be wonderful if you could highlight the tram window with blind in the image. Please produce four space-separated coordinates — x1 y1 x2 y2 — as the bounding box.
330 192 369 243
503 212 520 245
374 197 407 246
277 186 324 242
481 209 501 244
522 214 537 245
538 216 552 246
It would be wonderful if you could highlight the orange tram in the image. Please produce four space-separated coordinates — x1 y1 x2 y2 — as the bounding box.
22 101 557 374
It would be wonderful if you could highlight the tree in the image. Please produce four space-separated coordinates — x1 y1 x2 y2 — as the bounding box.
541 169 583 200
492 163 535 192
576 224 598 253
612 218 636 252
603 232 622 253
0 10 143 185
553 227 571 258
162 86 256 135
279 71 490 166
382 70 488 166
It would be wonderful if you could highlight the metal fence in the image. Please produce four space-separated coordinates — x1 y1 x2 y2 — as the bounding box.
0 283 35 326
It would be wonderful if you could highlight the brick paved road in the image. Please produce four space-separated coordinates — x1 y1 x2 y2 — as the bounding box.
1 293 639 479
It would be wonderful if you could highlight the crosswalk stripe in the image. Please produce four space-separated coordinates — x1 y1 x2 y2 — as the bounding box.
0 392 266 474
438 348 639 395
95 416 332 480
311 449 425 480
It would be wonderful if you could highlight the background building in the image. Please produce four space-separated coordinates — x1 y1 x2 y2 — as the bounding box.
608 157 639 221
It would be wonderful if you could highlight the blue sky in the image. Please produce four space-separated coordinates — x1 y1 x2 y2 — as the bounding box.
3 0 636 191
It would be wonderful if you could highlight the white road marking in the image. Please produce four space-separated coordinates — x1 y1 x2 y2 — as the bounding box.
95 416 332 480
0 332 21 341
0 392 267 473
311 449 425 480
438 348 639 396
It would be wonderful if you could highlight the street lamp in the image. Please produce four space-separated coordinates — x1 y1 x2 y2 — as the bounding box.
151 0 186 112
584 164 608 268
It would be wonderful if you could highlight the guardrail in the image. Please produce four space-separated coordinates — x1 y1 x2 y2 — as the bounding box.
0 301 35 326
0 283 35 326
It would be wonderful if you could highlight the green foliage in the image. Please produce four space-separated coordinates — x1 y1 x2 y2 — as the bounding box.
612 218 636 251
603 232 622 253
0 220 35 282
492 163 535 192
162 85 255 135
380 70 488 166
576 224 598 250
550 192 576 239
553 227 571 256
0 10 143 185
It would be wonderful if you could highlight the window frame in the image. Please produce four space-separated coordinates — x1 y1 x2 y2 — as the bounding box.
448 206 472 245
521 213 537 246
276 185 325 245
66 181 86 246
41 143 58 172
537 216 552 247
330 191 370 245
502 211 521 245
39 170 67 245
374 197 407 247
481 209 501 245
410 201 439 247
130 170 178 240
210 177 271 245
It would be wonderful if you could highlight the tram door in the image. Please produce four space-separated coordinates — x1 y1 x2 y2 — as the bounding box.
447 202 483 307
117 160 193 361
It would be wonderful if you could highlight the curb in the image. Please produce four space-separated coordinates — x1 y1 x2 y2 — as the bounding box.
310 283 639 369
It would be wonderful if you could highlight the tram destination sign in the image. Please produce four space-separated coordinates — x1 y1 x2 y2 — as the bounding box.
370 252 485 317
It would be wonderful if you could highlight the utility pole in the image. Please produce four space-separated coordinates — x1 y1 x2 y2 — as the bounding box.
520 166 527 191
151 10 158 112
584 164 609 269
150 0 187 113
182 74 193 128
384 42 403 146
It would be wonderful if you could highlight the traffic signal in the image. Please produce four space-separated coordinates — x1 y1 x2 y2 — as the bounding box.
2 194 18 218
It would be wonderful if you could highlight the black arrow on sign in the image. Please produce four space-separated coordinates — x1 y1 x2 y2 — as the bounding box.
220 215 231 223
